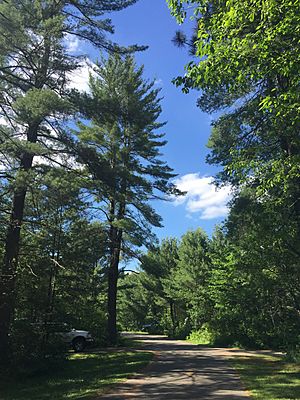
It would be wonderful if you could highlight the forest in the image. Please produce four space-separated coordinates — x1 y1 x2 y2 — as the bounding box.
0 0 299 376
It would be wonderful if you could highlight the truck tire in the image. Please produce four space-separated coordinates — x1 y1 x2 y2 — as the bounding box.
72 337 86 352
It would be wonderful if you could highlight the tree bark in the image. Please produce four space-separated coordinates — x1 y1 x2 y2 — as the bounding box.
107 225 122 345
170 300 177 337
107 195 125 345
0 123 38 363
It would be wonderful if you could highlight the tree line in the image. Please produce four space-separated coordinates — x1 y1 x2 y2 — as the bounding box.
119 0 300 353
0 0 299 367
119 221 300 350
0 0 178 366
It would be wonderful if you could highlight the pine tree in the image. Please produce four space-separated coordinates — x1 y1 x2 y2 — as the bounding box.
0 0 143 363
77 55 180 344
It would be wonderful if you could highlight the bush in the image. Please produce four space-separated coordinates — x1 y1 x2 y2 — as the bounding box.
285 340 300 362
188 324 215 345
8 320 68 375
10 320 43 365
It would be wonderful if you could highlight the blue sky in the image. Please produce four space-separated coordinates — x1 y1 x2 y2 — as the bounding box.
67 0 232 240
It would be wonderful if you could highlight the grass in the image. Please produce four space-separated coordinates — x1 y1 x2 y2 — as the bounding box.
0 350 153 400
231 353 300 399
117 334 145 348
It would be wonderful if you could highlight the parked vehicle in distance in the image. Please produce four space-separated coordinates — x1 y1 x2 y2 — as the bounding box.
58 327 94 352
141 324 153 332
29 322 94 352
141 323 160 334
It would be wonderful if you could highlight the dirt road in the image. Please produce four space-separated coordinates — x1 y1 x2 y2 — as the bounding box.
100 334 251 399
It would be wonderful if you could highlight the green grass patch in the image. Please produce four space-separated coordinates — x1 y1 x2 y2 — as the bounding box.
0 350 153 400
117 335 144 348
232 353 300 399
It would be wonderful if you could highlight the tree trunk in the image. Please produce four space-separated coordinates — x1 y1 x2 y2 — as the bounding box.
107 226 122 345
107 195 126 345
0 123 38 364
170 300 177 337
41 220 61 354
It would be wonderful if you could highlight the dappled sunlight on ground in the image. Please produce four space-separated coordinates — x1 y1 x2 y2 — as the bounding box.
100 334 251 399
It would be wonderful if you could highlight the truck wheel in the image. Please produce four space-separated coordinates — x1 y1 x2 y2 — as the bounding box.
72 337 86 352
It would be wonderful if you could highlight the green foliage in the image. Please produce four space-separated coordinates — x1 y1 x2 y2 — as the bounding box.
0 0 148 362
188 324 215 345
168 0 300 193
2 167 108 360
10 320 66 367
77 55 178 249
121 222 300 350
76 54 179 342
166 0 300 352
174 229 212 330
117 272 153 331
285 343 300 363
14 89 71 124
207 216 300 349
139 237 183 336
119 231 211 339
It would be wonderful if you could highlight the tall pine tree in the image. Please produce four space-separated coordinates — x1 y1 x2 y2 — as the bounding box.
77 55 180 344
0 0 142 363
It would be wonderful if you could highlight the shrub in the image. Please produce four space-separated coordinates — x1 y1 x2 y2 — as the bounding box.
188 324 215 345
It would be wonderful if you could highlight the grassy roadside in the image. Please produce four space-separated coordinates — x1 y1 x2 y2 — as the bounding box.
0 350 153 400
186 330 300 399
231 353 300 399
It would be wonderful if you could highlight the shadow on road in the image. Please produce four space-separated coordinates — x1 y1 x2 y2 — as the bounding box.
101 334 250 399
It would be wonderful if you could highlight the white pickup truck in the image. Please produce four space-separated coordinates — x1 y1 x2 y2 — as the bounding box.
59 328 94 352
29 322 94 352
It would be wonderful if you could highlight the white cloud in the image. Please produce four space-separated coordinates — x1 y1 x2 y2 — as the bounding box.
173 173 232 220
0 116 7 127
154 78 163 86
32 125 83 170
68 59 97 93
64 33 81 54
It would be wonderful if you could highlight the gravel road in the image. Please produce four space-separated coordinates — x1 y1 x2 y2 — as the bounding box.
100 334 251 399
